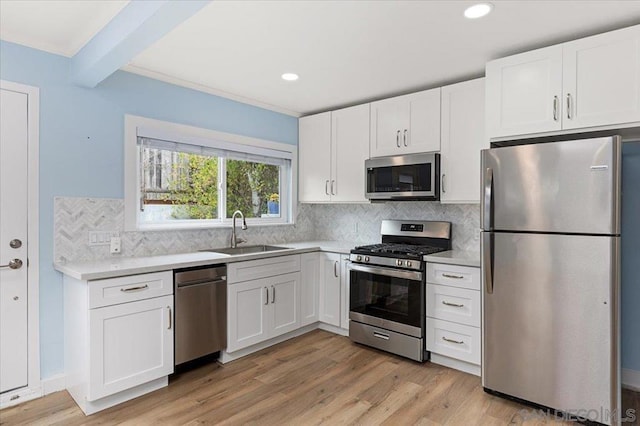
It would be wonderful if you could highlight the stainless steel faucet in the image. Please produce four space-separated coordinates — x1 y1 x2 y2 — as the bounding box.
230 210 248 248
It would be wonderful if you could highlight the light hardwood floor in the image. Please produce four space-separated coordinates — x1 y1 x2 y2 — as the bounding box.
1 330 638 425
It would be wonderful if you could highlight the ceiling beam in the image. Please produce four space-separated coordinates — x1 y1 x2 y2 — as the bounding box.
71 0 210 88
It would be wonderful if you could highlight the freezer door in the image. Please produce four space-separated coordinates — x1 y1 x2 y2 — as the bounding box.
482 232 620 424
481 136 621 234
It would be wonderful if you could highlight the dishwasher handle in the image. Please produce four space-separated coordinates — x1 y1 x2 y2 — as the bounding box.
177 276 226 288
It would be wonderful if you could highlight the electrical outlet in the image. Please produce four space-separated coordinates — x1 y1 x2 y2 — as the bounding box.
110 236 121 254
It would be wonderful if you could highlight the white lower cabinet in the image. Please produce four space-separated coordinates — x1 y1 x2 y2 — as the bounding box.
64 271 174 415
300 252 320 326
319 252 342 327
88 295 174 401
340 255 350 331
426 262 481 376
227 256 301 353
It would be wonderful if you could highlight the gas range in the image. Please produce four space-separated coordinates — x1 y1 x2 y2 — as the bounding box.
349 220 452 271
351 243 448 271
348 219 452 362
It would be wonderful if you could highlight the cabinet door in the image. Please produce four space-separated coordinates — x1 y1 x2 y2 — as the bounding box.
406 88 441 154
270 272 301 337
563 25 640 130
340 256 350 331
440 78 487 203
331 104 370 203
486 45 563 138
88 295 173 401
319 253 341 327
299 112 331 202
227 279 269 352
300 252 320 326
370 96 409 158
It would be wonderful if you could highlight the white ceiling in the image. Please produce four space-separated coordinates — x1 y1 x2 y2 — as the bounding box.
0 0 129 57
2 1 640 116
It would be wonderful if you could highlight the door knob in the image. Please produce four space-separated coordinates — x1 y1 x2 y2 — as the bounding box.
0 259 23 270
9 239 22 249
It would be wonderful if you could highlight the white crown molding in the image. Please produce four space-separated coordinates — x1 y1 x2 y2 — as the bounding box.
121 64 301 118
0 36 74 57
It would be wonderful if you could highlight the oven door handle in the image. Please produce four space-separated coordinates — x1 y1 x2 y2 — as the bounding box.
349 263 423 281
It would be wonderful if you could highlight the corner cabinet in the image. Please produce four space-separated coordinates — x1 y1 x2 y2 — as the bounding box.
370 88 441 158
299 104 370 203
440 78 487 203
64 271 174 415
226 256 301 353
487 24 640 139
318 252 342 327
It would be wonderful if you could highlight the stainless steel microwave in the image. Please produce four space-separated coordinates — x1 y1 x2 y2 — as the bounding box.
365 153 440 201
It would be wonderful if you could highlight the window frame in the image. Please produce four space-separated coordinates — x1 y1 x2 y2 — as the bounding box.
124 115 297 231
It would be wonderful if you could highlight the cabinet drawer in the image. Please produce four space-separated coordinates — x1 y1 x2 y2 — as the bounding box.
426 318 480 365
89 271 173 309
427 263 480 290
426 284 480 327
228 255 300 284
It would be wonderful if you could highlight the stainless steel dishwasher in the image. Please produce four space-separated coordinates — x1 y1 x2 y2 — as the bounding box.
174 265 227 365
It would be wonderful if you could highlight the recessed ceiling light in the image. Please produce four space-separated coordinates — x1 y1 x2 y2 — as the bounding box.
281 73 299 81
464 3 493 19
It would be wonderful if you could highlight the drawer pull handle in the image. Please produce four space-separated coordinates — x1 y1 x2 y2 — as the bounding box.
442 300 464 308
442 273 464 279
120 284 149 292
373 332 390 340
442 336 464 345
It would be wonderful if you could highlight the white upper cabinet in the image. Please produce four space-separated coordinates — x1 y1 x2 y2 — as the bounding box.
299 112 331 202
370 88 441 158
487 25 640 139
440 78 487 204
562 25 640 130
299 105 370 203
486 45 563 138
331 104 370 203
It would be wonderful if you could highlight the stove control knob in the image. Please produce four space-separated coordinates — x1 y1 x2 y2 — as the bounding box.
397 259 404 267
356 255 362 262
406 261 412 268
364 256 370 263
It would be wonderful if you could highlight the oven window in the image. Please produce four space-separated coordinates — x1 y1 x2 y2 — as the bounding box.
367 163 431 193
349 269 422 328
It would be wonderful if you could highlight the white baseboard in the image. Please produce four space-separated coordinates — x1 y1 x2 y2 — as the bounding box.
622 368 640 391
317 322 348 337
42 374 66 395
430 353 481 377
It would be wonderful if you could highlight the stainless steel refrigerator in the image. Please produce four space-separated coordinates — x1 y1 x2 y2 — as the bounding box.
481 136 621 425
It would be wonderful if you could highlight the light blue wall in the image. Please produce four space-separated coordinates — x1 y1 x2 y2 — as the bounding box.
0 41 298 379
621 142 640 373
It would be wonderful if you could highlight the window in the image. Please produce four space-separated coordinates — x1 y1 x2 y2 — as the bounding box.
125 116 296 230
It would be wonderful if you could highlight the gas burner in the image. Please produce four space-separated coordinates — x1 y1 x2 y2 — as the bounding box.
353 243 447 258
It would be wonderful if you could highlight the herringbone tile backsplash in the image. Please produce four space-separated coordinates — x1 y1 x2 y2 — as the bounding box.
54 197 479 263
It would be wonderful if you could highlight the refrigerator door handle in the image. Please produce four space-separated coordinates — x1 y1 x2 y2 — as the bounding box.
483 168 493 230
483 232 494 294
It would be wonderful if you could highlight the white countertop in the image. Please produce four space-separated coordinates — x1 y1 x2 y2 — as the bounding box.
424 250 481 268
54 240 362 281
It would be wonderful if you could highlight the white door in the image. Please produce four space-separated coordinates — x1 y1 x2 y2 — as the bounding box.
227 279 269 352
370 97 408 158
440 78 487 203
331 104 370 203
0 88 29 394
563 25 640 130
406 88 441 154
319 253 341 327
299 112 331 203
270 272 300 337
88 295 174 401
486 45 563 139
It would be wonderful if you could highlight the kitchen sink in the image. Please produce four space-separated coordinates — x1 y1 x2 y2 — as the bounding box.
203 245 289 255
